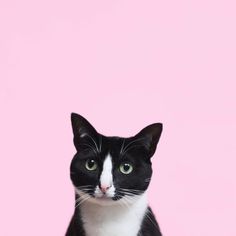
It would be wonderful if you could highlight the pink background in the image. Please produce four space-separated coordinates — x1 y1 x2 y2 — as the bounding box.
0 0 236 235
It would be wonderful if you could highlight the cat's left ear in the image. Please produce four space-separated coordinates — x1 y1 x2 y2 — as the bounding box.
71 113 98 151
135 123 163 158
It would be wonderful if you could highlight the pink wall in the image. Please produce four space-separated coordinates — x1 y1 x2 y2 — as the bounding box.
0 0 236 235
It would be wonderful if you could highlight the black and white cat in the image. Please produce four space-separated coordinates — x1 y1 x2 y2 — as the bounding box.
66 113 163 236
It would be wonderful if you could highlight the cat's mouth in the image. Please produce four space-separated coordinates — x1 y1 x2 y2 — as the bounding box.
92 185 117 199
93 191 124 202
82 193 123 206
91 189 125 203
92 194 122 202
93 192 116 200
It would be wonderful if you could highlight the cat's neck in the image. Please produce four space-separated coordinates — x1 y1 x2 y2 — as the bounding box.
78 193 148 236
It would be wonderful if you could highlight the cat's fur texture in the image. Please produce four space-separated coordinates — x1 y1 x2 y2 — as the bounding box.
66 113 163 236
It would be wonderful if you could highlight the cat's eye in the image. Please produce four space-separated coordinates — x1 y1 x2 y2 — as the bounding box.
85 159 98 171
119 163 133 175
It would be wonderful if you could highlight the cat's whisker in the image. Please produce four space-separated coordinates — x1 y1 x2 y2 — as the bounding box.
119 188 145 194
119 196 131 210
76 185 93 188
116 191 134 196
114 193 127 207
82 133 100 153
117 189 136 194
122 196 132 204
116 190 140 198
119 191 143 194
77 186 93 189
123 193 138 199
121 137 147 155
77 189 93 193
75 185 94 192
116 196 128 210
78 188 93 190
120 191 141 195
75 188 94 196
79 143 98 155
75 191 91 207
99 135 102 152
77 188 93 191
75 193 87 201
120 139 125 154
122 144 148 155
119 187 144 192
75 196 90 208
124 194 140 204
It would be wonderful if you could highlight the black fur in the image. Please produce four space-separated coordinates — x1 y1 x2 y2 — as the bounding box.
66 113 163 236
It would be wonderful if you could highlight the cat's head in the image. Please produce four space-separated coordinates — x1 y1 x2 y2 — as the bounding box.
70 113 163 206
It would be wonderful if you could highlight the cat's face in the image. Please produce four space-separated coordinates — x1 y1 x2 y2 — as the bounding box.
70 113 162 206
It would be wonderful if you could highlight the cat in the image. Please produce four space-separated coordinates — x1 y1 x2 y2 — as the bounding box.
66 113 163 236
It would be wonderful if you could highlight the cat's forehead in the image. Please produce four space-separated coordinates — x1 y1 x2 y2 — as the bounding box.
100 135 125 154
98 135 137 160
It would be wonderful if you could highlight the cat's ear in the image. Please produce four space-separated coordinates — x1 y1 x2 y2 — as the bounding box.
135 123 163 158
71 113 98 150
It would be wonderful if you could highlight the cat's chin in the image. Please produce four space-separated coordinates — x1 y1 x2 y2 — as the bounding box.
75 188 119 206
89 196 119 206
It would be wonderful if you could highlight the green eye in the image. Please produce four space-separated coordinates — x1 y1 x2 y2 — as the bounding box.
119 163 133 174
85 159 98 171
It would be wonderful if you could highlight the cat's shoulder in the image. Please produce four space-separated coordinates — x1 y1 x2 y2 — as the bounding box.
139 206 162 236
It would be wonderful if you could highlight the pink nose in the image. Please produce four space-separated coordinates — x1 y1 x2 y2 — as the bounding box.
100 185 111 193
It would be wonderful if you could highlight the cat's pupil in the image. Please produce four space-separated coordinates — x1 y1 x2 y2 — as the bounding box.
123 163 130 171
87 159 95 168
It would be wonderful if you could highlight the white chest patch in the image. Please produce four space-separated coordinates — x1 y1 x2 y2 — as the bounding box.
80 193 148 236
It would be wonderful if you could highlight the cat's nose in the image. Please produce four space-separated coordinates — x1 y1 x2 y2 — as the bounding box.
99 184 111 193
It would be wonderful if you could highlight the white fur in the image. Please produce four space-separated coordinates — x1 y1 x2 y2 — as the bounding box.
94 153 115 198
100 153 113 188
80 193 148 236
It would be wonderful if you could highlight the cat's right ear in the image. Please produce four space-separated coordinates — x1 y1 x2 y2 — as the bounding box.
134 123 163 158
71 113 98 150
